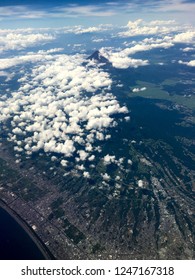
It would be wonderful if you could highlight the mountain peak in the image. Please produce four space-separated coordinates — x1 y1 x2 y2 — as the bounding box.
88 50 109 64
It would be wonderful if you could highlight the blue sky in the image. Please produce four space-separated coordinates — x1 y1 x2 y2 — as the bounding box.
0 0 195 28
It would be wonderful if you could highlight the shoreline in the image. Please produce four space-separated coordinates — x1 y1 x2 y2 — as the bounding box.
0 199 54 260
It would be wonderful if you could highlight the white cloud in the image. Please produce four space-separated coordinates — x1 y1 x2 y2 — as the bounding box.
101 173 111 181
74 26 102 34
70 24 113 35
0 52 128 165
57 5 116 18
137 180 144 188
88 155 95 161
181 47 195 52
132 87 147 93
118 19 181 38
173 31 195 43
99 32 180 69
83 171 90 178
61 159 68 167
126 19 143 29
36 48 64 54
148 20 176 26
0 31 55 53
156 0 195 13
0 4 116 20
0 71 7 76
0 70 14 81
128 159 133 165
178 60 195 67
0 52 54 70
99 47 149 69
125 116 130 122
76 164 85 170
103 154 116 165
78 150 89 161
92 38 105 43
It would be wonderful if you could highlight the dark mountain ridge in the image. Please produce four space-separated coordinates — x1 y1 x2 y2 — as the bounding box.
87 50 110 64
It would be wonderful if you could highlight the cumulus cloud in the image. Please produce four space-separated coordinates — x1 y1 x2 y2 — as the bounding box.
117 18 195 60
61 159 68 167
178 60 195 67
0 52 128 164
0 48 67 70
0 49 63 71
173 31 195 44
99 37 174 69
78 150 89 161
137 180 144 188
103 154 116 165
118 19 181 38
99 47 149 69
83 171 90 178
0 50 57 70
88 155 95 161
0 31 55 53
102 23 195 70
101 173 111 181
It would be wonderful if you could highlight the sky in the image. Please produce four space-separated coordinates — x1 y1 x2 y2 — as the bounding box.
0 0 195 28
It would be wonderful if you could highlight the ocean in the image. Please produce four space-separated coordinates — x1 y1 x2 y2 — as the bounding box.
0 206 45 260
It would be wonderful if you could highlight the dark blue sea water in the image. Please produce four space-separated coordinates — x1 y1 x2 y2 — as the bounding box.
0 206 45 260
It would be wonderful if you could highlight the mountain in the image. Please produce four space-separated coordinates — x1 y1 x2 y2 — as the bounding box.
87 50 110 64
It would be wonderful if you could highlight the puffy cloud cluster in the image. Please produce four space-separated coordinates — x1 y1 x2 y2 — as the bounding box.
0 23 113 54
118 19 180 38
178 60 195 67
103 154 116 165
103 154 125 169
118 19 195 61
99 47 149 69
99 25 195 70
0 53 128 163
0 31 55 53
0 53 52 70
173 31 195 44
99 37 174 69
0 49 64 70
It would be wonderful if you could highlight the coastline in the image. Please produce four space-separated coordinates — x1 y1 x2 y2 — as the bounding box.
0 199 54 260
